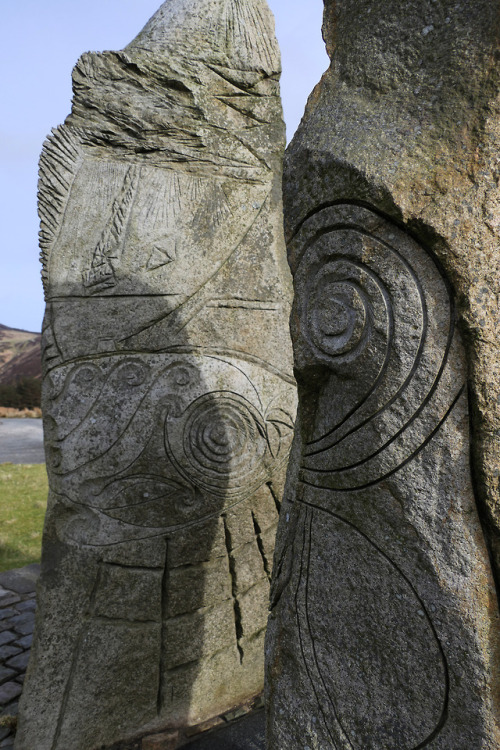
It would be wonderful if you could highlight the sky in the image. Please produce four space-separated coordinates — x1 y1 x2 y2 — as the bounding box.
0 0 328 334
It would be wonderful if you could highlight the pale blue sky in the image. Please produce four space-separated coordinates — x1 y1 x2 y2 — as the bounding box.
0 0 328 333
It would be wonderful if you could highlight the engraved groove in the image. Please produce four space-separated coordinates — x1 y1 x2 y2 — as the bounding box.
164 391 271 500
266 481 281 514
302 227 428 451
157 539 169 715
82 165 140 292
118 192 272 342
38 125 84 296
301 386 465 491
297 502 450 749
291 206 461 494
50 563 103 750
43 345 295 385
223 515 244 663
294 508 348 748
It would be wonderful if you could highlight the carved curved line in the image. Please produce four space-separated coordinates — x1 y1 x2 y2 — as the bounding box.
299 502 449 749
164 390 269 494
55 364 172 475
303 225 434 453
46 345 296 386
98 472 181 494
58 455 290 542
49 364 107 442
95 472 189 507
308 276 377 361
303 256 394 447
53 357 202 475
295 507 352 748
117 189 271 341
288 199 433 251
99 485 188 512
301 386 465 491
165 345 296 384
206 354 264 410
290 203 457 457
304 313 456 471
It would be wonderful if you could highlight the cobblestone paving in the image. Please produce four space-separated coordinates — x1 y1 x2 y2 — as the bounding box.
0 565 265 750
0 564 39 750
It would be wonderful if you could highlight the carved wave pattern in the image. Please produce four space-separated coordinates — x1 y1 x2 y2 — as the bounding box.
290 205 465 492
44 353 295 534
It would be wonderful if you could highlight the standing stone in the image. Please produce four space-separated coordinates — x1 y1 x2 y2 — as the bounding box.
16 3 296 749
266 1 500 748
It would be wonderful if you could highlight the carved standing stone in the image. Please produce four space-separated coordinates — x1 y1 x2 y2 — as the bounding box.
266 1 500 748
15 3 295 749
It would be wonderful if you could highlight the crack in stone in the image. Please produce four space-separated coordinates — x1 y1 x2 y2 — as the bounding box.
222 515 244 664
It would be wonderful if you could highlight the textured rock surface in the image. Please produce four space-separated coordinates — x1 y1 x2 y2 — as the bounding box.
15 3 295 749
266 1 500 748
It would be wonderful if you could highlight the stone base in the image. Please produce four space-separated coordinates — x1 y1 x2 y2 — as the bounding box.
106 695 263 750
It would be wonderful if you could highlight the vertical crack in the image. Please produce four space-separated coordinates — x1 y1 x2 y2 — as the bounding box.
267 481 281 514
223 514 244 664
252 511 271 582
157 538 169 715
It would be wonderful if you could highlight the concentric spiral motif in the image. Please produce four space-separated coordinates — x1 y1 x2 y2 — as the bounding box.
165 391 270 500
306 258 388 365
289 204 464 492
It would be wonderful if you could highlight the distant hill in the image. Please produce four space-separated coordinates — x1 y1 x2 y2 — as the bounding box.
0 324 42 385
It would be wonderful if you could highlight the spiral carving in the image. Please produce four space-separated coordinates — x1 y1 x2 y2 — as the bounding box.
306 258 389 365
165 391 270 500
290 204 463 492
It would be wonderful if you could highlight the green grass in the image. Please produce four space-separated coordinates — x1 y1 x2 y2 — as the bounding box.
0 463 48 573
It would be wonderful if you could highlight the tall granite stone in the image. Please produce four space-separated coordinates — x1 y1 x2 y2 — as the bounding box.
15 3 296 749
266 1 500 748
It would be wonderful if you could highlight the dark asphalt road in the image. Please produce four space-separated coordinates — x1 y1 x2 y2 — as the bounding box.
0 419 45 464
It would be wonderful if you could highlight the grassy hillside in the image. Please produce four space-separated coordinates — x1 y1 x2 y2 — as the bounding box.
0 324 42 386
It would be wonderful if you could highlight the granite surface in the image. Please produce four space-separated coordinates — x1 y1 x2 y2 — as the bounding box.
266 1 500 748
0 566 264 750
16 1 295 748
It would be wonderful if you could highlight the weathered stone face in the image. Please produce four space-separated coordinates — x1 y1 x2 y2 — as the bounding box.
266 1 500 748
15 2 295 749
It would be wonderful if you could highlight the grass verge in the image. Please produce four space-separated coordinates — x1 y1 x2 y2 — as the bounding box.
0 463 47 573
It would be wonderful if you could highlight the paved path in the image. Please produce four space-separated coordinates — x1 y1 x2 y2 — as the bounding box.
0 566 265 750
0 565 39 750
0 420 44 465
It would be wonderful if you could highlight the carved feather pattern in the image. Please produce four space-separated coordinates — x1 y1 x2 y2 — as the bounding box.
222 0 277 72
82 165 140 292
38 125 83 297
